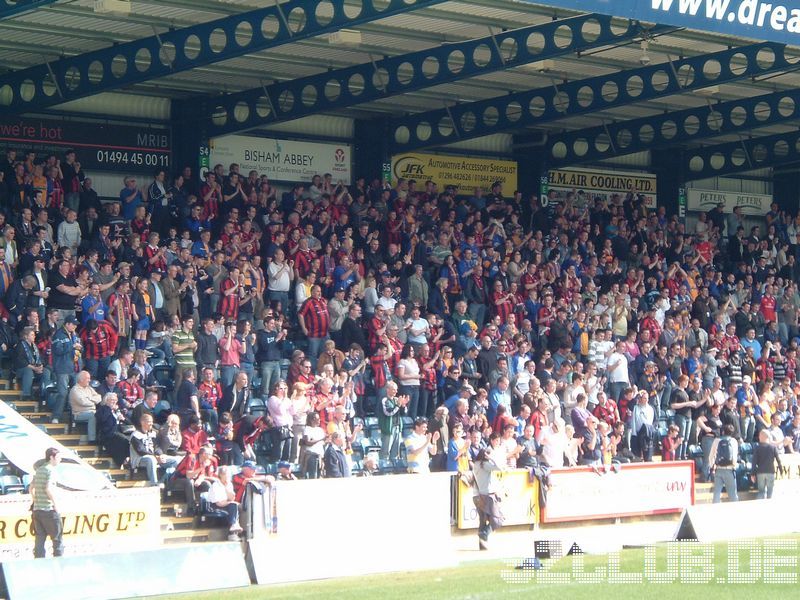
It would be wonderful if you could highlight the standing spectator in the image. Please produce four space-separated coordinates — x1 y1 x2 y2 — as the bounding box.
56 209 81 254
31 448 63 559
709 424 740 503
606 341 630 401
378 382 407 461
49 316 81 424
119 176 143 221
752 429 783 499
298 284 330 365
323 431 350 478
404 417 438 474
80 318 117 379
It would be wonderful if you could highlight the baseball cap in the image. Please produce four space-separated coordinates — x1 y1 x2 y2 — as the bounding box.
277 461 291 469
242 460 257 470
64 316 79 326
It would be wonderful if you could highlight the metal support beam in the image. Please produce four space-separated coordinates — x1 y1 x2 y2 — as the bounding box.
0 0 448 116
0 0 57 21
684 130 800 180
388 42 794 153
202 14 673 138
547 85 800 167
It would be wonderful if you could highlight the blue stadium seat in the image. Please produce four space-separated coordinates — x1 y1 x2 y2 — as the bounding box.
739 442 753 459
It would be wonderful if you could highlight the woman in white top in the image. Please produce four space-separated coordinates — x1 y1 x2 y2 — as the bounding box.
395 344 422 419
289 382 310 464
206 466 243 534
300 412 326 479
267 381 294 463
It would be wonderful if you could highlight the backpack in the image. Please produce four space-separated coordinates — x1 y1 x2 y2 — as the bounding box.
715 437 735 467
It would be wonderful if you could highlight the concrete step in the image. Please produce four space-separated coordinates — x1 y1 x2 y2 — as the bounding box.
115 479 155 489
73 446 99 457
161 528 220 544
51 433 84 446
84 456 114 468
41 422 69 434
160 516 197 531
9 400 37 411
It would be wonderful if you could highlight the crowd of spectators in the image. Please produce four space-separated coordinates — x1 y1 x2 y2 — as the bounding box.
2 145 798 529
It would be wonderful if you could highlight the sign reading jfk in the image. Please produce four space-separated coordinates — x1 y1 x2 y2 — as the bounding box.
391 152 518 191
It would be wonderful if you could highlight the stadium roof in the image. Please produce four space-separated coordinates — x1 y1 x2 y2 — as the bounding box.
1 0 798 169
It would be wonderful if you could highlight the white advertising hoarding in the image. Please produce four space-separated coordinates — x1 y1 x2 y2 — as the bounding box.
687 188 772 215
0 400 111 491
542 461 695 523
209 134 352 184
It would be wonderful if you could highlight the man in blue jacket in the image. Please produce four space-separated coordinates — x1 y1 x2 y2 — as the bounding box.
50 316 80 424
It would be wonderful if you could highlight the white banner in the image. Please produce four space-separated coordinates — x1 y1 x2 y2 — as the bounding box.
542 461 695 523
209 134 352 184
546 166 657 209
0 400 111 491
0 487 161 560
687 188 772 216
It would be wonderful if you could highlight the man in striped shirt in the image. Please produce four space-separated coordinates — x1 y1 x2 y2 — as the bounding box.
171 315 197 399
31 448 63 558
298 284 329 365
80 318 118 379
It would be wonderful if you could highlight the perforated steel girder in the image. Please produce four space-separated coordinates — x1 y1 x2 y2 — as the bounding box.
0 0 447 116
203 15 673 137
684 130 800 180
388 41 793 153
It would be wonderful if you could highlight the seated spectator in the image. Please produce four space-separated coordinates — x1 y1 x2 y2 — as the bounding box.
215 412 243 466
173 445 217 515
157 413 184 456
116 368 144 415
68 370 101 442
95 392 132 467
14 326 48 400
276 461 297 481
206 466 243 535
180 415 209 456
131 390 169 428
130 413 179 485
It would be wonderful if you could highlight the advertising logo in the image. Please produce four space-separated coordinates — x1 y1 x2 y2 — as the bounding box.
334 148 346 163
393 155 426 179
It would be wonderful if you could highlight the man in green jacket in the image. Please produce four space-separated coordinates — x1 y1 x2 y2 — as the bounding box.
378 381 409 461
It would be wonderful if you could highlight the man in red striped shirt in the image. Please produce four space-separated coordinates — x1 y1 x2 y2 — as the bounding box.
80 318 118 380
298 284 329 365
219 268 249 321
